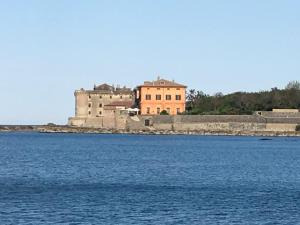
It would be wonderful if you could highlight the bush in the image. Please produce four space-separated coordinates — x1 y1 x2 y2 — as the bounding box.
296 125 300 132
160 110 169 115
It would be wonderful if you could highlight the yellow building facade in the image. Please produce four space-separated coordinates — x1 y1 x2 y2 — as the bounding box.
136 78 186 115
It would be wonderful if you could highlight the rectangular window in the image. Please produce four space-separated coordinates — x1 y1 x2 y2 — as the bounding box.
177 108 180 114
99 103 102 108
166 95 171 100
110 96 112 99
120 96 123 99
88 103 92 108
145 119 150 126
146 95 151 100
89 95 91 99
146 107 150 114
88 111 91 115
176 95 181 100
99 111 102 115
156 95 161 100
167 108 170 113
99 95 102 99
157 107 161 114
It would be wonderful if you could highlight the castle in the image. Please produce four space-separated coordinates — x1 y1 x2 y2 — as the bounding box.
68 77 187 128
68 78 300 133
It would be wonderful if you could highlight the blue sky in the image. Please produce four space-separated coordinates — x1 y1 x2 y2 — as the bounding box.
0 0 299 124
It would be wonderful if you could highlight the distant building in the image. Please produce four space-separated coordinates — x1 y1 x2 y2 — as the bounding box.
135 77 187 115
69 83 134 127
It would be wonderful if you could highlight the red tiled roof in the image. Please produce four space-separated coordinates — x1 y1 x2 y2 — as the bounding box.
104 101 133 108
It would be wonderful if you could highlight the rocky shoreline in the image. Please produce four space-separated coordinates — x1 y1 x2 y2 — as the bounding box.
0 125 300 137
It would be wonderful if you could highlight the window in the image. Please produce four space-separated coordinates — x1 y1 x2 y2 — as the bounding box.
146 107 150 114
88 95 91 99
88 111 91 115
145 119 150 126
146 95 151 100
157 107 161 114
99 103 102 108
120 95 123 99
110 96 112 99
99 95 102 99
167 108 170 113
156 95 161 100
88 103 92 108
166 95 171 100
99 111 102 115
177 108 180 114
176 95 181 100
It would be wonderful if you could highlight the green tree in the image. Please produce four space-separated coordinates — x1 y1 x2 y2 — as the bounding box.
285 81 300 90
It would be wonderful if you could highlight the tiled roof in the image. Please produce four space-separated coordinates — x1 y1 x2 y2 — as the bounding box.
104 101 133 108
138 78 186 88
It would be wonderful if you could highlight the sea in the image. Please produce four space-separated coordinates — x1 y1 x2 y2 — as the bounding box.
0 132 300 225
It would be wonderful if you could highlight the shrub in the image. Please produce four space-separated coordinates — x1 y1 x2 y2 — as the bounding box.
160 110 169 115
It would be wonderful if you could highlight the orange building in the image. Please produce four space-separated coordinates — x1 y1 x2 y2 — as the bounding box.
136 78 187 115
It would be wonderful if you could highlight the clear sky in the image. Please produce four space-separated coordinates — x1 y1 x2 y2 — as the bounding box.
0 0 299 124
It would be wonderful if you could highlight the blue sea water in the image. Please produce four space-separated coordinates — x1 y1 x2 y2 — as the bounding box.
0 133 300 224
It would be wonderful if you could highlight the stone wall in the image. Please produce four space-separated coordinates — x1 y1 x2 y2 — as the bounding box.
68 109 128 130
73 89 133 119
126 115 299 132
258 111 300 118
70 113 300 133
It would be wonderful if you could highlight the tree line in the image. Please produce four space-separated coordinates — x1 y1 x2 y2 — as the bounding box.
185 81 300 115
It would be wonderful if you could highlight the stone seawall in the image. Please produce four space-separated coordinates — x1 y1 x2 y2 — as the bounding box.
67 113 300 135
126 115 300 133
1 124 299 137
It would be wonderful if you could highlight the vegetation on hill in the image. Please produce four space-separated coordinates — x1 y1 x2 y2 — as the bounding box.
185 81 300 115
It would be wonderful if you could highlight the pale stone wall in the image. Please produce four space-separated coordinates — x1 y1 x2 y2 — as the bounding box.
125 115 299 132
255 110 300 118
265 123 296 132
69 109 128 129
84 117 105 128
272 109 299 113
83 92 133 118
68 117 86 127
75 90 88 118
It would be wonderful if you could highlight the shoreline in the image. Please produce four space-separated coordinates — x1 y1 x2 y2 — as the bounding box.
0 125 300 137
